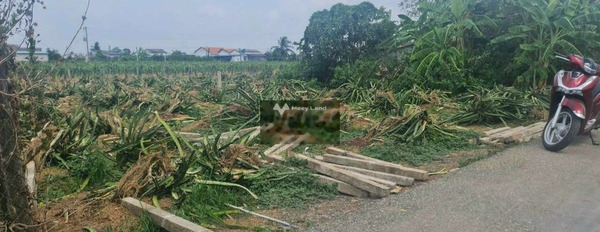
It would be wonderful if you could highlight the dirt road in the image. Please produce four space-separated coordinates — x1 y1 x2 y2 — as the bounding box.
307 136 600 232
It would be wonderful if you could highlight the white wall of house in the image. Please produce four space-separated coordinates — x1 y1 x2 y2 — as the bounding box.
15 53 48 62
148 52 167 56
193 49 209 57
230 55 245 62
217 50 230 56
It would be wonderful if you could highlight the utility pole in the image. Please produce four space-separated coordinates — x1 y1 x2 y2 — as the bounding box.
136 47 140 76
83 26 90 62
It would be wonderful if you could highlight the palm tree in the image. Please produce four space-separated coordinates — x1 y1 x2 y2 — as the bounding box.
270 36 296 60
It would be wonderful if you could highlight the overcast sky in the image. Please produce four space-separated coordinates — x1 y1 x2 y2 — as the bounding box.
9 0 407 54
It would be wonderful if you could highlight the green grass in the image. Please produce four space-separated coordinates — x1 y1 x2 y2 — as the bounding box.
37 171 80 202
340 129 367 143
99 213 164 232
248 160 337 209
361 130 481 166
66 151 122 188
131 211 166 232
174 184 247 227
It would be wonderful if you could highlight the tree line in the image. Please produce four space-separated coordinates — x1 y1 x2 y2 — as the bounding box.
291 0 600 92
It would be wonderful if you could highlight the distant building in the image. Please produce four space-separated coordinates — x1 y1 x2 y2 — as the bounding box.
192 47 266 62
145 49 168 56
99 50 123 59
15 47 48 62
242 49 267 62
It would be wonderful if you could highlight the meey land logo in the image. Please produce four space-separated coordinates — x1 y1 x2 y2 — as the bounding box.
272 102 330 115
272 103 290 115
260 100 340 145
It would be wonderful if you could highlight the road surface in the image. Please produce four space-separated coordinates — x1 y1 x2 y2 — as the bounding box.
307 136 600 232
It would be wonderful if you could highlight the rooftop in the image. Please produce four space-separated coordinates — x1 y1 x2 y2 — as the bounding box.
195 47 263 55
145 49 167 54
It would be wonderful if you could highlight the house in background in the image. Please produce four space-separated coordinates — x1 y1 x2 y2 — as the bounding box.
99 50 123 59
15 47 48 62
145 49 168 57
193 47 266 62
223 48 242 61
193 47 229 61
242 49 267 62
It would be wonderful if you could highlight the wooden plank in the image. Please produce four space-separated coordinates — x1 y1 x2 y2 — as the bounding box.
25 161 36 196
270 134 309 156
312 174 369 198
264 154 285 163
223 126 261 137
330 164 414 186
524 122 545 135
339 170 397 188
263 134 308 163
263 135 296 155
294 154 390 198
178 126 260 142
487 126 527 143
26 161 36 209
245 130 261 143
216 71 222 90
479 137 492 144
325 147 387 164
487 126 525 140
219 127 261 141
321 154 428 181
517 122 545 143
503 126 531 143
121 197 213 232
484 126 511 136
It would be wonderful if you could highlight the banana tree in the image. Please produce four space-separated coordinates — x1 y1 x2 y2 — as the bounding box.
491 0 600 88
405 0 486 76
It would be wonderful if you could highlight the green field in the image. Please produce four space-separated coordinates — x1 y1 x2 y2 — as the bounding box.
10 59 545 230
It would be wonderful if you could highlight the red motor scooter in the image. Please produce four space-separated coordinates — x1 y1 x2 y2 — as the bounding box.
542 53 600 152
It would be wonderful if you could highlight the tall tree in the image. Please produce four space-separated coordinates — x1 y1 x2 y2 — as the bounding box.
122 48 131 55
269 36 296 61
92 41 100 51
47 48 62 61
298 2 396 83
111 46 122 54
0 0 39 227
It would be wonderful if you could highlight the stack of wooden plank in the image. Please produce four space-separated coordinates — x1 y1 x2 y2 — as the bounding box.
479 122 545 146
182 128 430 199
263 134 309 163
301 147 427 198
178 126 261 143
263 137 429 198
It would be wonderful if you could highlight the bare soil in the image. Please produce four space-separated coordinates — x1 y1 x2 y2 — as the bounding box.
35 193 137 232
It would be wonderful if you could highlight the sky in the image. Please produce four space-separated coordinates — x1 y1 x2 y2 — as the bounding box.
9 0 408 55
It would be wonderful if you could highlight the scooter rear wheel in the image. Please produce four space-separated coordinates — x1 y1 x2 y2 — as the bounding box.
542 109 581 152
